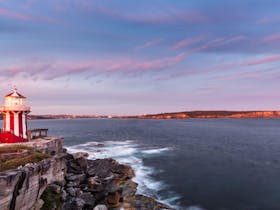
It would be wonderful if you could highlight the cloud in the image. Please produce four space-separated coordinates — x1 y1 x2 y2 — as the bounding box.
0 54 187 81
0 7 33 21
172 36 203 50
70 2 207 26
242 55 280 66
261 33 280 43
256 16 280 24
0 6 58 24
135 38 164 50
133 10 206 25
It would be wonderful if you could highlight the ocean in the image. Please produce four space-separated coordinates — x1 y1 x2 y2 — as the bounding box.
28 118 280 210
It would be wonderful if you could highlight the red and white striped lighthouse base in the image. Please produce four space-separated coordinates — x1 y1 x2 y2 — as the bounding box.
2 111 28 141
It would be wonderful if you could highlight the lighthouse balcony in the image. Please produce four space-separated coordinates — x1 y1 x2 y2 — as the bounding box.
0 105 31 112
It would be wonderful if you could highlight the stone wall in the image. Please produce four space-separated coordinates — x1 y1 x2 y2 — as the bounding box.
0 153 66 210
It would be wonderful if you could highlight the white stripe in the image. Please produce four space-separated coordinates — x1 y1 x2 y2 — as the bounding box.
5 112 10 131
22 114 27 139
14 112 19 136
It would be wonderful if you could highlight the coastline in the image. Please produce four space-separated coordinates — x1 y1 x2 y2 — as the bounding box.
0 137 173 210
25 110 280 120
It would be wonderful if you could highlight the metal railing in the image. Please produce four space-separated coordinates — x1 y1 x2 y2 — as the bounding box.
0 105 31 112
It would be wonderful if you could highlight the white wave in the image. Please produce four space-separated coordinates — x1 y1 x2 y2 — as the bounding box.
142 147 171 154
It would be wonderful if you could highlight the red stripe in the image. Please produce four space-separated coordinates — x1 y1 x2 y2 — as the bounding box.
3 112 6 131
25 113 28 136
19 113 23 137
10 112 14 133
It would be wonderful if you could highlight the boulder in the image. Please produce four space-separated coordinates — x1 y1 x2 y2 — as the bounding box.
66 181 80 188
72 152 89 159
79 192 95 207
93 204 108 210
61 189 67 201
74 197 86 209
106 190 123 208
62 197 85 210
66 173 86 183
88 176 101 186
76 157 88 169
66 187 76 197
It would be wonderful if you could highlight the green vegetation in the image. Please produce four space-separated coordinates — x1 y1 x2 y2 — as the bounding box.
40 187 62 210
0 145 33 152
0 152 51 172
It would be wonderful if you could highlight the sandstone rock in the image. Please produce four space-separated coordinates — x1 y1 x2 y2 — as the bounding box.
75 197 86 209
87 158 134 179
79 192 95 207
0 151 66 210
76 188 83 197
76 157 88 169
61 189 67 201
106 190 123 208
66 173 86 183
133 194 172 210
121 180 138 197
62 197 86 210
72 152 89 159
66 187 76 197
93 204 108 210
67 181 80 187
88 176 101 186
31 198 44 210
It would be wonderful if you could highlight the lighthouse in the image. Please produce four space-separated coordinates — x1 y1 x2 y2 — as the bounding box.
0 88 30 143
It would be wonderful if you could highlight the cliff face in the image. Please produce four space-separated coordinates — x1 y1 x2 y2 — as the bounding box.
0 153 66 210
0 138 171 210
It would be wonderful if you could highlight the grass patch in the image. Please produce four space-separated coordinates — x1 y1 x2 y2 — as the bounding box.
0 145 33 152
0 152 51 172
40 187 62 210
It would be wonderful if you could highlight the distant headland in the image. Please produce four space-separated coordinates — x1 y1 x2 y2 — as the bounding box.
5 111 279 120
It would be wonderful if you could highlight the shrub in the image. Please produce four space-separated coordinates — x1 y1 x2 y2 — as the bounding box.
0 152 51 172
40 188 62 210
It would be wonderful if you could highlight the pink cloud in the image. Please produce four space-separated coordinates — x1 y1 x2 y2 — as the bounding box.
136 11 206 25
78 3 207 25
0 54 186 80
256 16 280 24
0 7 58 24
203 35 247 48
172 36 203 50
261 33 280 43
135 38 164 50
0 7 32 21
242 55 280 66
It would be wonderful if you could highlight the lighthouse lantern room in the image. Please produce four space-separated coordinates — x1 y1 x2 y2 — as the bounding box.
0 88 31 143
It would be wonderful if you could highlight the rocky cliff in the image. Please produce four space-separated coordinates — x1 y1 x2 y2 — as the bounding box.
42 152 171 210
0 138 171 210
0 153 66 210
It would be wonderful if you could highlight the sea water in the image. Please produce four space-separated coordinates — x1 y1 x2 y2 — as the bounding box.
28 118 280 210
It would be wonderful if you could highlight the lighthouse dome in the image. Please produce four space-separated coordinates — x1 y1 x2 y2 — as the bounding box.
5 88 26 98
2 88 30 111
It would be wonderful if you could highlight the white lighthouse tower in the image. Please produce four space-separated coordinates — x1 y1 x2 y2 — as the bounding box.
0 88 30 143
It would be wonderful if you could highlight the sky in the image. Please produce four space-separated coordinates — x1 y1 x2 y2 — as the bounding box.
0 0 280 115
